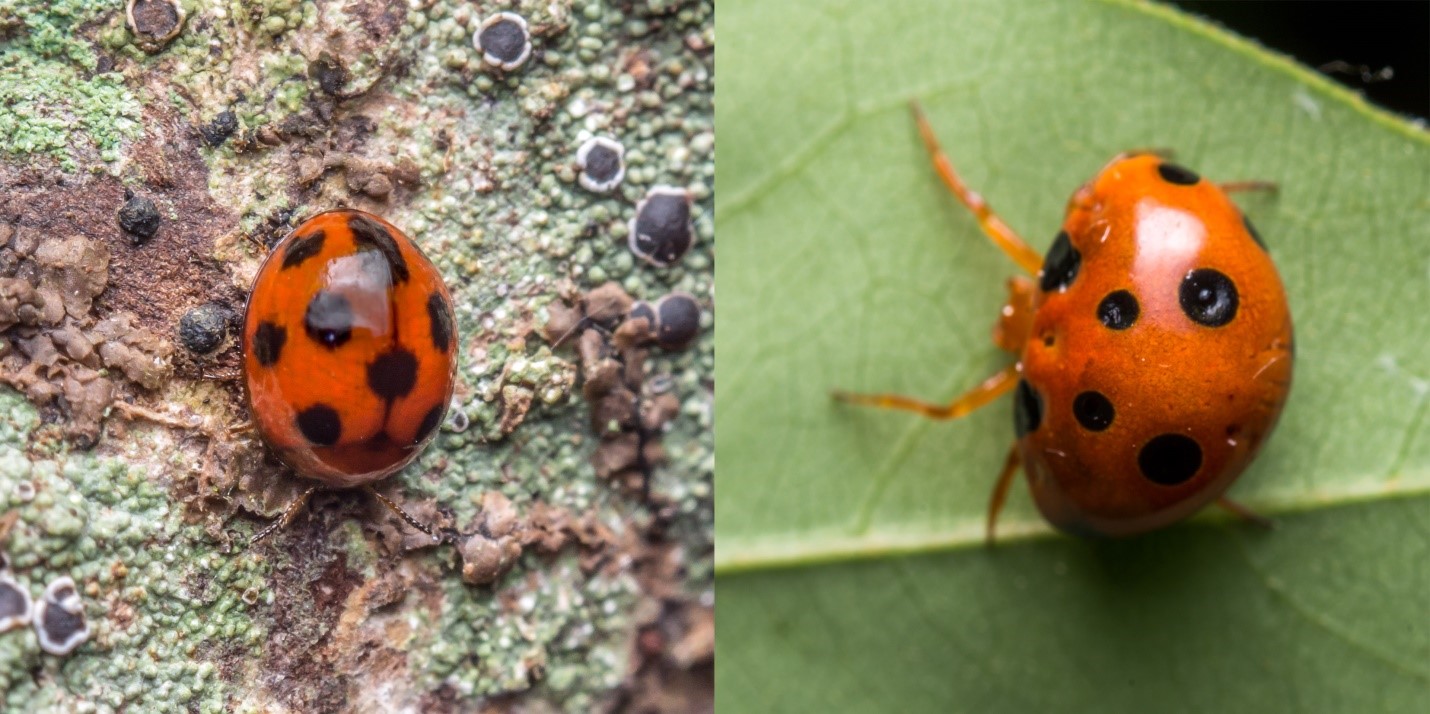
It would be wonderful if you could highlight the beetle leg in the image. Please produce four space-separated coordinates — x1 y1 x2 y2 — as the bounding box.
833 362 1019 420
910 100 1044 275
985 444 1022 545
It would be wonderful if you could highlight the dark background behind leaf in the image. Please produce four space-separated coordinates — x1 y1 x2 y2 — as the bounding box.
1174 0 1428 120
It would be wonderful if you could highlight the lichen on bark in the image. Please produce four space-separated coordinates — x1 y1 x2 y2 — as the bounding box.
0 0 713 711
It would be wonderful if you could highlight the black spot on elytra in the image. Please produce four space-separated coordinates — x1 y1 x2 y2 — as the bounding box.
361 432 394 451
1014 379 1043 438
304 291 353 348
413 404 444 445
252 321 287 366
368 348 418 401
1138 433 1203 485
281 229 326 269
479 18 528 63
1242 214 1268 251
427 292 454 352
1179 268 1238 327
348 214 410 283
1073 391 1115 431
1097 290 1139 330
297 404 342 446
1039 231 1081 292
1157 162 1201 186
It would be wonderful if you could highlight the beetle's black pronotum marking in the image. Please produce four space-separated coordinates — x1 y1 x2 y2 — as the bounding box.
1157 162 1201 186
1039 230 1081 292
1242 214 1268 251
1014 379 1044 437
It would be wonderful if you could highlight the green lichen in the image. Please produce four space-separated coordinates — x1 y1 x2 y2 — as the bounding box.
418 556 637 705
0 0 143 171
0 389 269 713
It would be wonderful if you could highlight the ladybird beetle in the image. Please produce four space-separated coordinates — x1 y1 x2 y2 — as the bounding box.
835 102 1293 540
242 209 457 541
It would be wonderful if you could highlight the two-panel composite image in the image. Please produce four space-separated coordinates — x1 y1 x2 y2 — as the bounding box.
0 1 1427 712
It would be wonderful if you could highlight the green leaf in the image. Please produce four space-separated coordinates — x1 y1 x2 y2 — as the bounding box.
716 0 1430 710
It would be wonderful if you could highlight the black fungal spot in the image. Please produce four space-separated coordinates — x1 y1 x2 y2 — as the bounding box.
1073 391 1115 431
1157 162 1201 186
1014 380 1043 437
655 293 701 350
413 404 445 445
630 189 694 266
1097 290 1140 330
252 321 287 366
308 52 349 95
178 303 230 355
1138 433 1203 485
117 189 161 245
39 597 85 647
1179 268 1239 327
281 229 326 269
348 214 410 283
585 144 622 183
200 110 238 147
297 404 343 446
1039 231 1081 292
480 18 528 64
0 577 28 620
1242 214 1268 251
368 348 419 401
427 292 454 352
629 301 657 331
304 291 353 348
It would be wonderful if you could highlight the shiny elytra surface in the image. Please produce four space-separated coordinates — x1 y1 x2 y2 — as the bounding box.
1019 155 1293 536
242 209 457 487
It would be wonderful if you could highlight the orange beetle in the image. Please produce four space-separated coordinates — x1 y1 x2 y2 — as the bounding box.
835 104 1293 540
242 209 457 540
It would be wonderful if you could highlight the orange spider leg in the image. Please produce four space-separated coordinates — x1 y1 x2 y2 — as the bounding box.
832 362 1019 420
985 444 1022 544
1218 180 1278 194
910 100 1044 275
